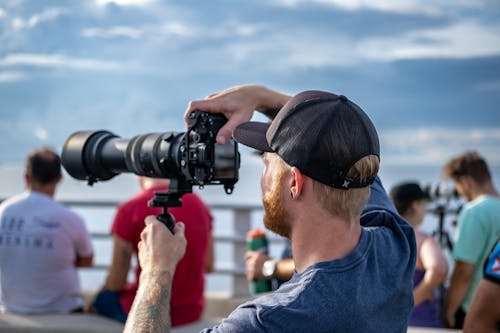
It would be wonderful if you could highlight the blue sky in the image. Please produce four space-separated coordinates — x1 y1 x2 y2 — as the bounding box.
1 0 499 169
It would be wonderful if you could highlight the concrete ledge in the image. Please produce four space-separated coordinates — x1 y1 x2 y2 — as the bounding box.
0 312 463 333
1 292 462 333
172 319 220 332
0 313 222 333
0 313 123 333
0 291 239 333
408 328 461 333
203 292 252 319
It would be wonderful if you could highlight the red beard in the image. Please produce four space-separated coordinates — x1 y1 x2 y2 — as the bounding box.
262 171 291 238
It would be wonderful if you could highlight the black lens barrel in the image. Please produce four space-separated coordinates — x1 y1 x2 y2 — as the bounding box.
61 130 183 183
61 130 124 181
125 132 184 178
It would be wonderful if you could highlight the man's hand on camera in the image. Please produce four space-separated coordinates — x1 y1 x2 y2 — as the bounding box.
184 84 291 145
138 216 187 275
184 85 260 145
245 251 272 281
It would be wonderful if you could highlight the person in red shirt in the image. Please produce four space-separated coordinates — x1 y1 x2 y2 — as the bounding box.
93 176 214 326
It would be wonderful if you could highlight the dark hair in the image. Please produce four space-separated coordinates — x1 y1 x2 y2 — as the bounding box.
389 182 429 216
443 151 491 185
391 193 418 216
25 147 61 185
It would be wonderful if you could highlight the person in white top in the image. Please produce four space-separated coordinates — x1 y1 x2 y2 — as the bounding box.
0 147 94 314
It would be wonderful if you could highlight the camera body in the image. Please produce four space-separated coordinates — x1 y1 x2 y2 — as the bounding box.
61 110 240 194
183 110 234 189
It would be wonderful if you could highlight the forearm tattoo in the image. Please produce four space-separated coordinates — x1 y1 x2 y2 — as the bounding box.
124 270 173 333
259 103 283 120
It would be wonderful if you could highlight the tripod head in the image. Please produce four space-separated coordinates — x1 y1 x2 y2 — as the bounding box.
148 178 192 233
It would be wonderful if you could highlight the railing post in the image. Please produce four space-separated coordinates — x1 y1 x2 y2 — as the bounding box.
232 207 252 297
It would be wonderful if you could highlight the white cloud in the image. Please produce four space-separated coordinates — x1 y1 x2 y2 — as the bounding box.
77 6 499 70
82 26 144 39
382 127 500 150
359 21 500 61
254 20 496 69
210 32 355 71
0 8 6 18
0 53 122 71
81 21 202 40
33 127 49 141
94 0 154 6
156 21 193 37
380 127 500 165
0 71 25 83
271 0 484 16
12 7 68 30
222 19 500 71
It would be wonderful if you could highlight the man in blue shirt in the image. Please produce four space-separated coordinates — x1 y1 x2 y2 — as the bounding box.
124 84 416 333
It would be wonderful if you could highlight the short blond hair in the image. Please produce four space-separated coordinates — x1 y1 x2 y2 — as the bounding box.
312 155 379 222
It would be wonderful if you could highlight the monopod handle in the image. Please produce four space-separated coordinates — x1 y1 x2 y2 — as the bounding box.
156 212 175 234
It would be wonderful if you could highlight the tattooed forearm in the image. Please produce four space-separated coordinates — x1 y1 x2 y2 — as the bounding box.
258 104 283 120
124 270 173 333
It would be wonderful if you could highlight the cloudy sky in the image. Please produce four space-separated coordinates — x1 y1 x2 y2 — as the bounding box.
1 0 499 170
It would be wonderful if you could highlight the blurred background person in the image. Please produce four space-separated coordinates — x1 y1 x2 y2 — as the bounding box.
443 151 500 329
245 237 294 290
0 147 93 314
92 176 213 327
463 237 500 333
390 181 448 328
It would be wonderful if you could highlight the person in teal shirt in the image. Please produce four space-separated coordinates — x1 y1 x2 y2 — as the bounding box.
443 151 500 329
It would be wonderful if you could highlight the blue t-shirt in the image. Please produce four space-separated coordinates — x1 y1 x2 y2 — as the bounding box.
201 178 416 332
483 238 500 284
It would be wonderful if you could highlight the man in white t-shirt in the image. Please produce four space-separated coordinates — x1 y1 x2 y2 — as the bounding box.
0 147 94 314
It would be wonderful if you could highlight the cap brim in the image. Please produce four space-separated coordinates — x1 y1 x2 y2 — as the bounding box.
233 122 273 152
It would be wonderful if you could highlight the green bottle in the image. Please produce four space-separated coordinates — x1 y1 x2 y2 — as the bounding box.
247 227 272 294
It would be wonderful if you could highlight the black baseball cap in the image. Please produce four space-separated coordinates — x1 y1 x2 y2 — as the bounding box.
390 182 430 202
233 90 380 189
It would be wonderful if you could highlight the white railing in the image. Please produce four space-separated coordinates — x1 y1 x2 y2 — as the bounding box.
58 199 276 297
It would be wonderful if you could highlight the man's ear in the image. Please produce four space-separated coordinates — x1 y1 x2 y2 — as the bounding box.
289 167 304 199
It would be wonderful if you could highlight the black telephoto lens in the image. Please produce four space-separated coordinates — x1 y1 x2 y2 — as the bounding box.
61 130 184 185
61 111 239 191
